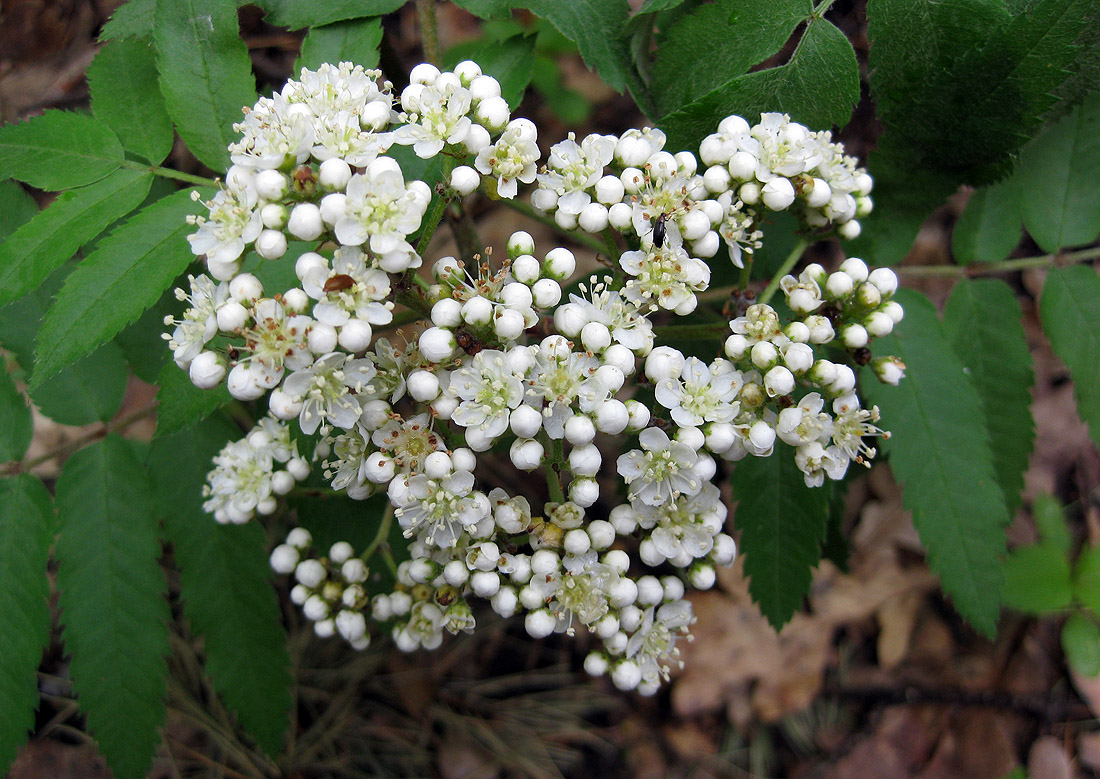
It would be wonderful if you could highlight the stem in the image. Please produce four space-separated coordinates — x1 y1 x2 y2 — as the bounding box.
362 503 395 560
1 403 157 477
601 227 621 262
544 434 565 503
120 159 217 188
416 0 440 66
448 203 483 262
416 157 455 257
757 237 809 306
498 197 607 253
737 252 754 290
897 245 1100 277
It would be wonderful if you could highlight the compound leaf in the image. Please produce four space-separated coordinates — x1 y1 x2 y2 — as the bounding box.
864 289 1009 637
0 366 32 463
32 188 207 386
100 0 155 41
56 436 169 779
731 450 828 629
0 111 124 191
0 475 53 776
89 38 174 165
151 419 292 755
952 177 1023 265
943 279 1035 517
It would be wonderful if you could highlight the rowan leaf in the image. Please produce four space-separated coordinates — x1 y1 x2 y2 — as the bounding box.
154 0 256 171
451 0 515 18
89 38 174 165
952 177 1023 264
1019 92 1100 253
943 279 1035 516
0 111 124 190
0 366 32 463
1002 543 1072 614
56 436 169 779
262 0 406 29
296 17 383 71
1063 613 1100 677
864 289 1009 637
0 168 153 308
0 475 53 776
731 450 828 629
1040 265 1100 453
0 180 37 241
151 419 292 755
32 188 208 386
1074 545 1100 616
1033 493 1071 554
155 361 232 438
444 33 536 110
100 0 155 41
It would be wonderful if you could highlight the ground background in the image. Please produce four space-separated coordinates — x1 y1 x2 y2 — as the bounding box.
3 0 1099 776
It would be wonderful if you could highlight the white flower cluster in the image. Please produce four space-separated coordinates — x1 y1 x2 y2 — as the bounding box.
171 60 905 694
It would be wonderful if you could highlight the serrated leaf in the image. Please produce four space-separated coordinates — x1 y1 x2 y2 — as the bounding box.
868 0 1090 182
0 168 153 308
55 436 169 779
452 0 515 18
0 180 37 240
1002 544 1072 614
1040 265 1100 452
155 361 232 438
651 0 810 118
154 0 256 171
0 475 53 775
1063 612 1100 676
0 366 32 463
99 0 155 41
0 111 124 191
952 178 1023 264
114 275 182 383
263 0 406 28
660 15 858 153
296 17 383 72
150 420 292 755
1019 92 1100 253
1074 546 1100 616
444 33 536 111
731 450 828 629
943 279 1035 516
32 188 207 386
89 38 174 165
863 289 1009 637
0 264 130 426
1034 493 1071 554
518 0 649 112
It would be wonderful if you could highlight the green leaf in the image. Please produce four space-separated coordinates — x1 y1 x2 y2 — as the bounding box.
952 177 1023 264
0 168 153 308
150 419 292 755
32 188 207 386
0 366 32 463
651 0 810 117
444 33 536 110
0 265 130 427
0 180 37 241
1033 493 1071 554
99 0 155 41
660 15 859 153
0 475 53 775
1001 544 1072 614
262 0 406 28
292 493 390 552
1074 546 1100 616
155 361 232 438
863 289 1009 637
1063 612 1100 676
55 436 169 779
942 279 1035 517
452 0 515 19
731 450 828 629
114 278 180 383
0 110 124 190
1019 92 1100 253
296 17 383 71
1040 265 1100 453
867 0 1091 182
88 38 174 165
518 0 648 111
154 0 257 172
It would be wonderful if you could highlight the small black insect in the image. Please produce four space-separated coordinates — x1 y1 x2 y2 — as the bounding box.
653 212 668 249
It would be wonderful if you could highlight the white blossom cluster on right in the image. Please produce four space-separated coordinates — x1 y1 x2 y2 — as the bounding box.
168 59 905 694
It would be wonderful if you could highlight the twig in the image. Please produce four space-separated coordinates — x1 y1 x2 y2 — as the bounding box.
897 244 1100 277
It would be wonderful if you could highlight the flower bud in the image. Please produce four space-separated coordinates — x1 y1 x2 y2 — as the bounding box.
255 169 288 200
254 229 287 260
450 165 479 196
608 202 633 230
261 203 287 229
419 327 456 362
569 478 599 507
338 319 373 352
578 202 609 233
509 438 544 471
543 247 576 280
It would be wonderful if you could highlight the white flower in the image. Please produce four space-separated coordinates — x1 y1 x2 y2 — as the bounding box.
527 551 620 631
831 399 888 466
625 600 694 684
236 297 315 387
324 424 373 493
203 416 299 523
716 195 762 269
536 132 616 214
617 427 702 506
394 601 446 651
794 441 849 487
393 79 473 158
619 244 710 313
163 274 228 368
187 180 263 265
729 303 783 345
567 278 654 354
776 392 833 447
474 119 539 198
229 93 315 170
655 357 742 428
283 352 377 434
310 109 393 167
449 349 527 443
526 340 609 439
741 112 821 182
371 412 444 473
393 469 489 547
335 161 427 269
634 483 724 562
302 246 394 327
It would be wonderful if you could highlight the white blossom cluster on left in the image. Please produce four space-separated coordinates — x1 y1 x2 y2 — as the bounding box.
169 60 906 694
